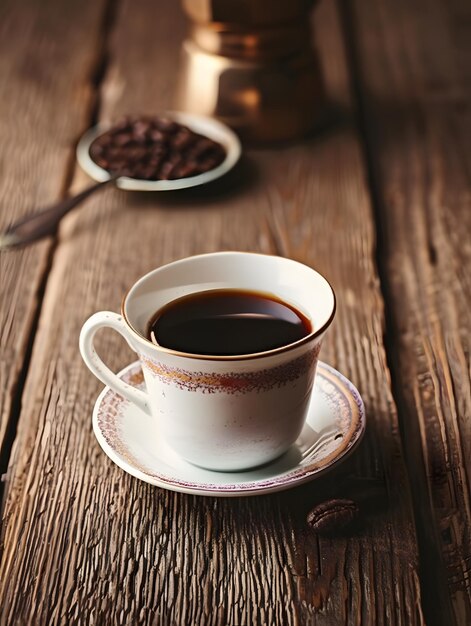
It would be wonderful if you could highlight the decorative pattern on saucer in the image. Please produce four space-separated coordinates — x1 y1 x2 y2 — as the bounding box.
93 360 366 497
141 343 321 394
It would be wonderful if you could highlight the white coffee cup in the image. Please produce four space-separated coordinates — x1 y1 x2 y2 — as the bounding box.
79 252 335 471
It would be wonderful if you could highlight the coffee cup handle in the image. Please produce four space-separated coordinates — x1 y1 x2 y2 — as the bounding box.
79 311 152 416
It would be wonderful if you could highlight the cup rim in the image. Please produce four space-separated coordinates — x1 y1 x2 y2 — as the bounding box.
121 251 336 361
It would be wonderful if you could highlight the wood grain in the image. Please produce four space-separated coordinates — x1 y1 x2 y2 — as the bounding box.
1 0 424 624
0 0 107 479
344 0 471 623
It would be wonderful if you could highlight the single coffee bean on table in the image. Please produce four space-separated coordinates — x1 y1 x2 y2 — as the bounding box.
89 115 226 181
306 498 360 534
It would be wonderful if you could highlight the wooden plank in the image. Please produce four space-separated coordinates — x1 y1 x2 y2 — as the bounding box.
0 0 107 479
343 0 471 623
0 0 424 624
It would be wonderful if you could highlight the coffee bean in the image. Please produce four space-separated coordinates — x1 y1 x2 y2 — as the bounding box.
133 119 150 137
112 117 133 132
307 499 359 535
158 161 173 180
201 156 220 170
172 129 196 151
143 167 158 180
190 138 214 159
156 118 179 134
89 144 103 157
114 133 133 147
173 163 200 178
149 129 166 144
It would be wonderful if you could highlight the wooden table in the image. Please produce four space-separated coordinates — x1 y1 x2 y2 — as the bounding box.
0 0 469 624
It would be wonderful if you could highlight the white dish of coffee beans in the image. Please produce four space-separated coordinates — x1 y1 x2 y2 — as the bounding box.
77 111 241 191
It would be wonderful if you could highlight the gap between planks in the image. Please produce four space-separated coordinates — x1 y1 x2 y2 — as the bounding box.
0 0 121 511
337 0 459 624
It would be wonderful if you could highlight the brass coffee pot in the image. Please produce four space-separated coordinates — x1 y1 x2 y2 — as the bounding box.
176 0 326 143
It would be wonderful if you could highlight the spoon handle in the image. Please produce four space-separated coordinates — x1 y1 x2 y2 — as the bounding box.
0 177 116 250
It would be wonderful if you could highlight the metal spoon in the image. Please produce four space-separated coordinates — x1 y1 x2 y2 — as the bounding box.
0 176 117 251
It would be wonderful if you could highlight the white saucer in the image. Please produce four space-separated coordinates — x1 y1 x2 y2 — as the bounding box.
93 361 365 497
77 111 242 192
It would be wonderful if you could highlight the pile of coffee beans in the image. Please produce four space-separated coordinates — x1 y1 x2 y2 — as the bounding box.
89 115 226 181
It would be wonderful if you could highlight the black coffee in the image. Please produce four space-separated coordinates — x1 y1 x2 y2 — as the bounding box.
147 289 312 356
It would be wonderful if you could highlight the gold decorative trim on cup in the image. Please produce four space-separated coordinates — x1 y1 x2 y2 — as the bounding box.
141 343 321 394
